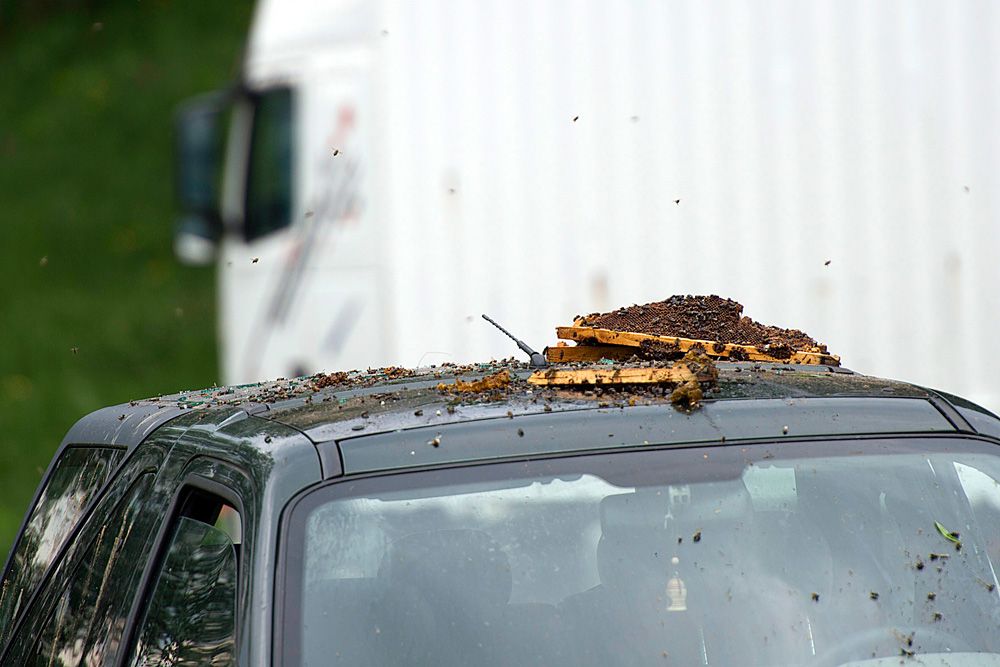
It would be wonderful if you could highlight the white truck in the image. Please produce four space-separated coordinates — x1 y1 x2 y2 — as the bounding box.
175 0 1000 413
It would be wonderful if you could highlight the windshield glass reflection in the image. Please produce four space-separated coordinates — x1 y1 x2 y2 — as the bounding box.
291 445 1000 666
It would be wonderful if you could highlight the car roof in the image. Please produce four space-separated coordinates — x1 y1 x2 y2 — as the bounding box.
58 359 1000 480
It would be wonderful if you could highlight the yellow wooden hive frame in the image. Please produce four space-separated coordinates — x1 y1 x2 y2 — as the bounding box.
528 365 701 386
528 351 716 387
546 326 840 366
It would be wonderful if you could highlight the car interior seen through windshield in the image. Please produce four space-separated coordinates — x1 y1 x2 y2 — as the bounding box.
284 439 1000 666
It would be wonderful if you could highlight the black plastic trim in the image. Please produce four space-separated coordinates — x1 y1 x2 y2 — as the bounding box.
925 391 977 434
327 397 955 477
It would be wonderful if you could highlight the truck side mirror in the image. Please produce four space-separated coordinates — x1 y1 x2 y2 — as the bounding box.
174 91 227 265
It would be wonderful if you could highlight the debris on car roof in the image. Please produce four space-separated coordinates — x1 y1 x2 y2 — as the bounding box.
548 295 839 366
125 296 845 419
437 369 512 394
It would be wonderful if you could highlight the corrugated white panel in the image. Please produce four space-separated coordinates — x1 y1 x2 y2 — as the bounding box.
245 0 1000 412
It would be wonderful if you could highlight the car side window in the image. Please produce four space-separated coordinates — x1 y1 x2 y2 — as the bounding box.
128 488 241 666
23 472 161 665
0 445 124 646
244 87 294 241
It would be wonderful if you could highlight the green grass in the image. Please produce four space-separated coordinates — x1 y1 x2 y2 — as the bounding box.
0 1 253 558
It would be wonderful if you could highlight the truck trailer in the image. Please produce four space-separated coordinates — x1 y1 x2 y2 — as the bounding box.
174 0 1000 414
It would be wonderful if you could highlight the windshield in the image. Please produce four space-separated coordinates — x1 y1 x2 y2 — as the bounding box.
282 438 1000 666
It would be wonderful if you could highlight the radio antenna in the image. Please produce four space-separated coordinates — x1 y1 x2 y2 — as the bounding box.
481 314 547 368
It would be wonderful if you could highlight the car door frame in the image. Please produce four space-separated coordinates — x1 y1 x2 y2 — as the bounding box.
117 455 255 667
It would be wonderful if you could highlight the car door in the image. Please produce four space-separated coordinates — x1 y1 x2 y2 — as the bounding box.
120 456 255 667
0 434 179 665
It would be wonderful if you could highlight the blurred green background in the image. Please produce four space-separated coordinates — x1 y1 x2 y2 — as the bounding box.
0 0 253 558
